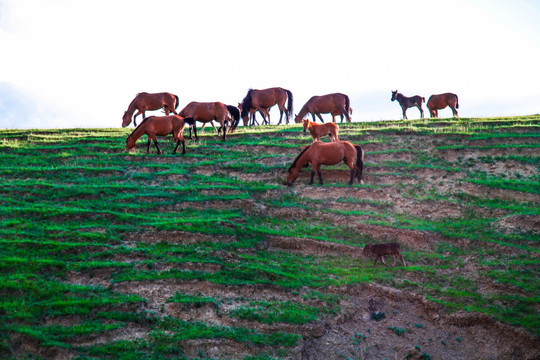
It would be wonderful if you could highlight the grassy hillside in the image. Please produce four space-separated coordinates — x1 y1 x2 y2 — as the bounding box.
0 115 539 359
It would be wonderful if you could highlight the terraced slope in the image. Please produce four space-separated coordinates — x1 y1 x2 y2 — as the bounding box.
0 116 539 359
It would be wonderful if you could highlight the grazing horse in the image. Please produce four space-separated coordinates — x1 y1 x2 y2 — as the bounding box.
178 102 240 141
237 102 270 126
391 90 425 119
125 115 195 155
363 243 406 267
122 92 179 127
240 87 294 126
302 119 339 142
294 93 351 124
427 93 459 118
286 141 364 186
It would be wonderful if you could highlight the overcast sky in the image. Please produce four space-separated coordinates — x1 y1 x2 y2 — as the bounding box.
1 0 539 129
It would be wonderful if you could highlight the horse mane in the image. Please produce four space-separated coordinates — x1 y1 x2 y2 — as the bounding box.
240 89 254 118
127 116 151 138
288 145 311 173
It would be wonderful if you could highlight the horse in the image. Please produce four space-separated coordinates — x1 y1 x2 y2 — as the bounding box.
294 93 351 124
178 102 240 141
237 102 270 126
202 105 241 135
122 92 179 127
125 115 195 155
302 119 339 142
391 90 425 119
363 243 406 267
240 87 294 126
426 93 459 118
286 141 363 186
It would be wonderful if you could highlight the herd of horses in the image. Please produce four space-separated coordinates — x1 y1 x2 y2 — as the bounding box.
122 88 459 187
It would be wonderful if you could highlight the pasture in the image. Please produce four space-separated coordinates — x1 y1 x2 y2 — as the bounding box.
0 115 539 359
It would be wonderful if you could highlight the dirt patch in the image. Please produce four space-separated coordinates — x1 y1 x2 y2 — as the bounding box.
301 284 540 360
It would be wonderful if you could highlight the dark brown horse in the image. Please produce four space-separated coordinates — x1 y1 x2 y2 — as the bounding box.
178 102 240 141
286 141 363 186
426 93 459 118
391 90 425 119
240 87 293 126
237 102 270 126
125 115 195 154
294 93 351 123
122 92 179 127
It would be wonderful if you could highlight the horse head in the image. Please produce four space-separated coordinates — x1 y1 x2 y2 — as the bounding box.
391 90 398 101
125 134 136 152
302 119 310 132
122 111 132 127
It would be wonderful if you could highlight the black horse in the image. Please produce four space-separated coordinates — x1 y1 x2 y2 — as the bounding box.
391 90 425 119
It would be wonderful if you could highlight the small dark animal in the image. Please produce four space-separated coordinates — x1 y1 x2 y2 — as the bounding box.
391 90 425 119
363 243 406 267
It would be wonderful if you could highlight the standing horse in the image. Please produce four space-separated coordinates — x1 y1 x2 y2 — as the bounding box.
294 93 351 124
303 119 339 142
426 93 459 118
125 115 194 154
240 87 294 126
237 102 270 126
178 101 240 141
286 141 364 186
391 90 425 119
122 92 179 127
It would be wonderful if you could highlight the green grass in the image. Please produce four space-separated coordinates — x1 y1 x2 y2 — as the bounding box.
1 116 539 358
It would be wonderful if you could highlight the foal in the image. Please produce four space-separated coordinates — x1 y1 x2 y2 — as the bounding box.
391 90 425 119
302 119 339 142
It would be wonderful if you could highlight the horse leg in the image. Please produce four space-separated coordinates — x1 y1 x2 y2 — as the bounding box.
418 105 424 119
317 164 323 185
133 111 143 127
348 168 356 185
400 254 406 266
380 255 390 268
402 106 408 120
451 106 459 118
146 137 152 153
316 113 325 123
278 109 284 125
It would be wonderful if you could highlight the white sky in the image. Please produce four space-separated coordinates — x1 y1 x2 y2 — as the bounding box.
1 0 539 128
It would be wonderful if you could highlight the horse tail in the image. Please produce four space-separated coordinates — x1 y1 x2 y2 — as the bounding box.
285 89 294 119
289 145 311 172
174 94 180 110
455 95 459 109
422 97 426 103
240 89 253 119
344 94 350 114
227 105 241 131
354 145 364 179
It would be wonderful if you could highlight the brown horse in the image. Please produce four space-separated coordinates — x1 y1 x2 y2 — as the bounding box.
391 90 425 119
237 102 270 126
426 93 459 118
178 102 240 141
240 87 294 126
294 93 351 123
122 92 179 127
286 141 363 186
303 119 339 142
125 115 195 154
